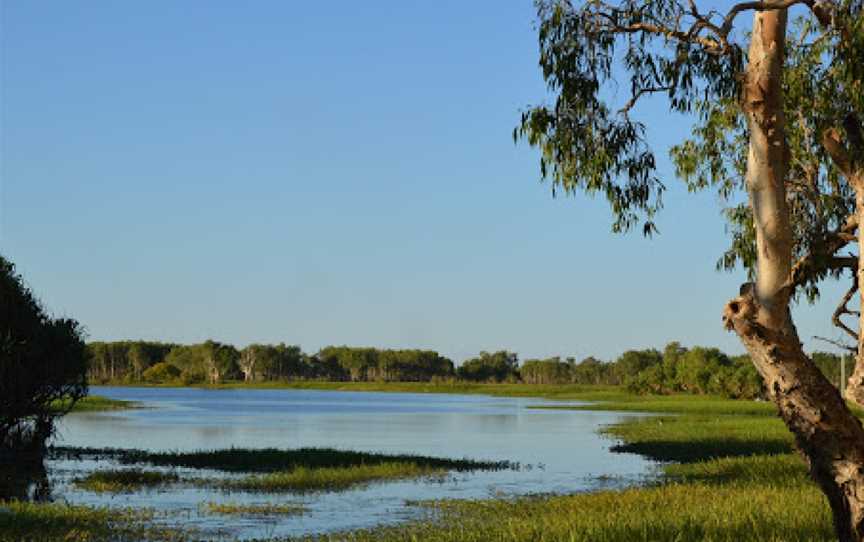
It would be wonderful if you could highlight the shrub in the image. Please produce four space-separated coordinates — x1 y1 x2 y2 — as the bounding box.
0 255 87 461
141 362 181 383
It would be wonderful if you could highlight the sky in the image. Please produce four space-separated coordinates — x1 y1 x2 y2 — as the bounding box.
0 1 851 363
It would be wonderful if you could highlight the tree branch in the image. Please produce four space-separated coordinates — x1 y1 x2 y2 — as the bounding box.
618 86 674 115
823 127 858 182
789 213 859 287
813 335 857 353
832 276 860 342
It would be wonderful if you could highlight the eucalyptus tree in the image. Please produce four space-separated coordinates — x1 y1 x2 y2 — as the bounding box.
518 1 864 538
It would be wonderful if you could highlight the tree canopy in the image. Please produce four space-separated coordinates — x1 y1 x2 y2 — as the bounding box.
0 255 87 461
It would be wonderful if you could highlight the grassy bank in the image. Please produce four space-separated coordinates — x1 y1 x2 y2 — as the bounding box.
94 379 625 400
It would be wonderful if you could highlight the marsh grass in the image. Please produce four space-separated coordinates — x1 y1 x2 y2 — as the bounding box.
302 483 832 542
218 462 444 493
602 414 794 462
0 501 188 541
203 501 306 516
53 446 516 473
73 468 180 493
292 390 838 542
52 395 138 413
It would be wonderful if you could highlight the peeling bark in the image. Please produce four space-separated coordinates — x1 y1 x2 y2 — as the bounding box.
725 291 864 541
729 10 864 541
847 190 864 406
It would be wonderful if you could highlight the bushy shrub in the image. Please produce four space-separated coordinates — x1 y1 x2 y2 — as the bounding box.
141 362 181 383
0 255 87 460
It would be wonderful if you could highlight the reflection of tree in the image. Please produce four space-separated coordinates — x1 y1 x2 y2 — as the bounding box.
0 457 52 502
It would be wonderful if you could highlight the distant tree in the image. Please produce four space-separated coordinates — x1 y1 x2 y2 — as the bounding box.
570 356 611 385
0 255 87 463
457 351 519 382
521 357 572 384
141 362 181 383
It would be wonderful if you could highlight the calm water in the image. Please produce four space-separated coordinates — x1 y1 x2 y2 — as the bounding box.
48 387 656 539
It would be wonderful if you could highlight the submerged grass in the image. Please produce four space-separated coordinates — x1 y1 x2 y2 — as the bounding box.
219 462 443 492
73 468 180 493
203 501 306 516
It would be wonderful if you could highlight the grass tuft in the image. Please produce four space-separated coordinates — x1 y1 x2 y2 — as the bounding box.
73 469 179 493
218 462 443 493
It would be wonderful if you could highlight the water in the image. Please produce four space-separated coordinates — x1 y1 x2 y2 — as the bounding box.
48 386 656 539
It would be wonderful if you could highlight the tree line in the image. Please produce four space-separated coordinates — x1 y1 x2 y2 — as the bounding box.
86 340 853 400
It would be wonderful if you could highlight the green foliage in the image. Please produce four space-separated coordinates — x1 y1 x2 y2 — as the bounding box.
515 1 745 235
457 351 519 382
0 254 88 459
141 362 181 384
624 343 762 399
670 17 862 300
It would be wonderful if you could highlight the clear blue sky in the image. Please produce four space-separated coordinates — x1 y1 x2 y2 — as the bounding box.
0 1 849 363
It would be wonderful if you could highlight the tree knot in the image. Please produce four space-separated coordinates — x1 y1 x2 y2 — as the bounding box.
723 283 759 334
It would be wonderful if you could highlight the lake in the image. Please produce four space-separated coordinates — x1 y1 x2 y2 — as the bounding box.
49 386 656 539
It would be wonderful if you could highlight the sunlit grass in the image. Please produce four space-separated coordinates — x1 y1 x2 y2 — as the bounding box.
73 468 179 493
0 501 188 541
218 462 443 493
300 483 831 542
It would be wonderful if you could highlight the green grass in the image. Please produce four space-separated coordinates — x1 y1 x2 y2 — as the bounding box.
218 462 443 493
298 483 831 542
73 468 180 493
602 413 794 462
52 446 516 473
202 501 306 516
0 501 189 541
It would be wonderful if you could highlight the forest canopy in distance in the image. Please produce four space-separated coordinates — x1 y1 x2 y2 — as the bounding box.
86 339 852 400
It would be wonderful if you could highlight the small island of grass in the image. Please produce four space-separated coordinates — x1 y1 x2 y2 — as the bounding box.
73 469 180 493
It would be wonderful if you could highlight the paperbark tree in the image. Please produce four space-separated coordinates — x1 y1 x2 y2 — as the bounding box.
239 348 257 382
519 1 864 539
